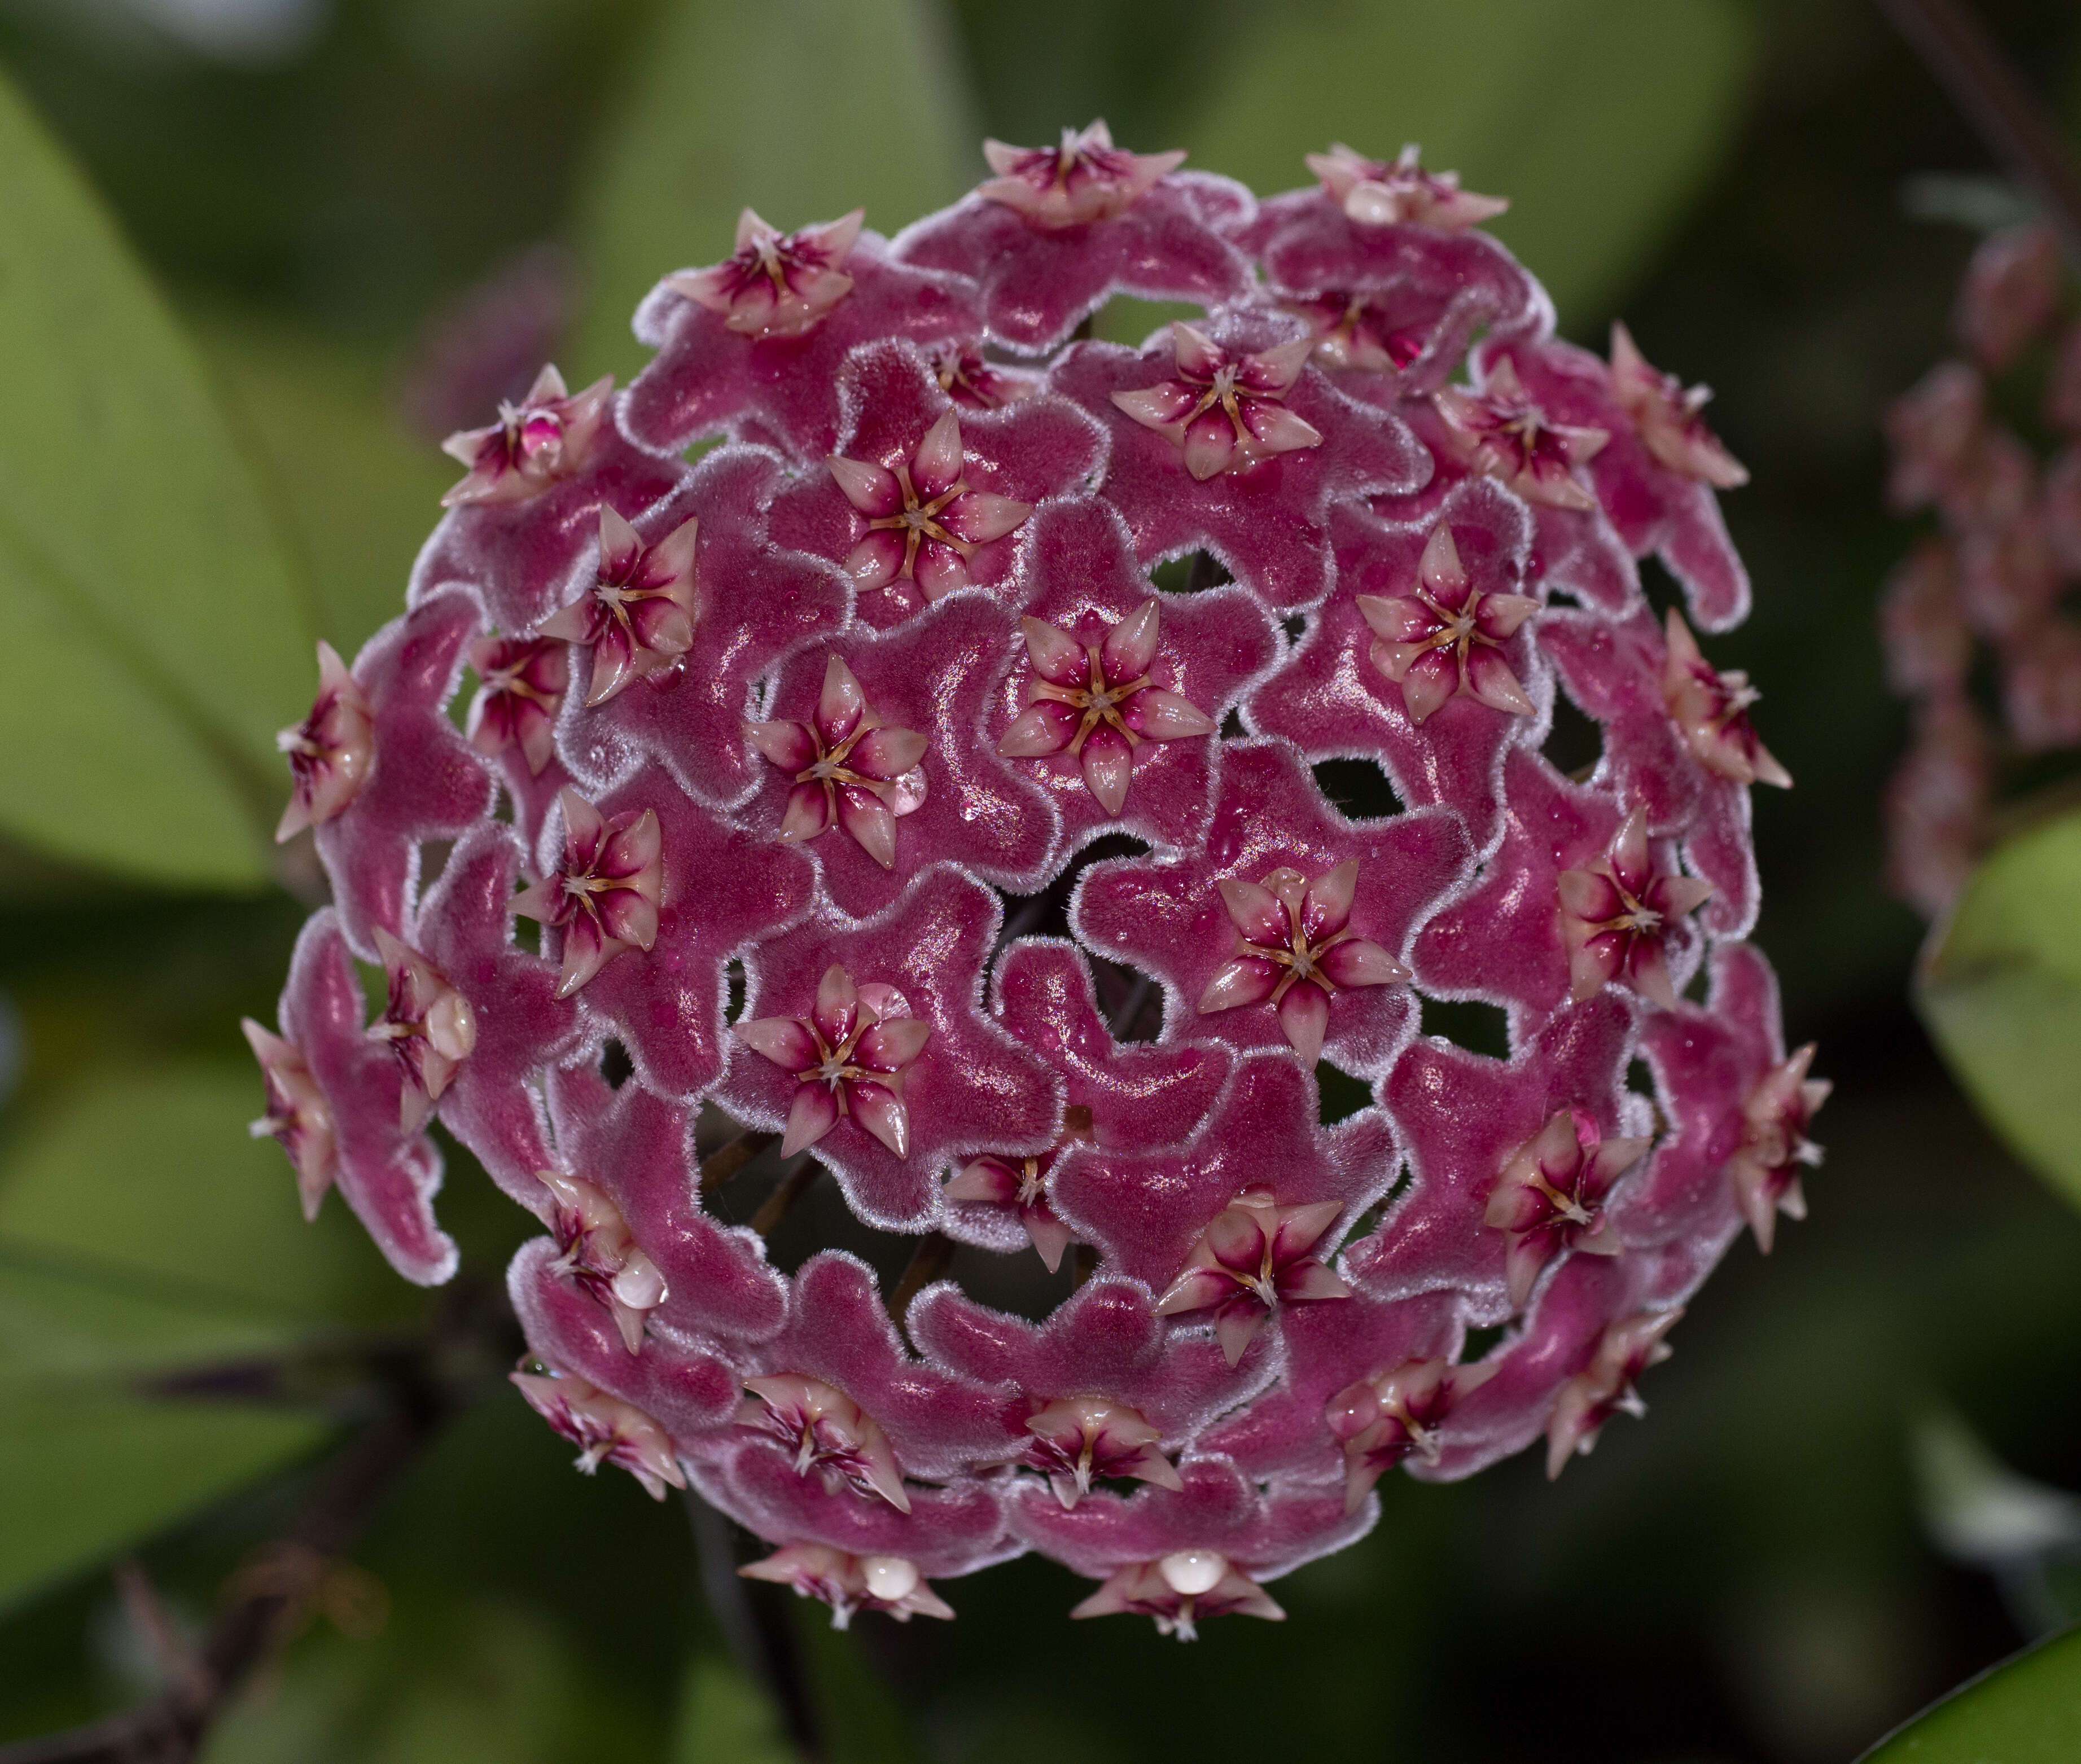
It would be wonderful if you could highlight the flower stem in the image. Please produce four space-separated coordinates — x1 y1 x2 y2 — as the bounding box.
887 1231 956 1330
699 1127 779 1197
1873 0 2081 263
748 1157 821 1237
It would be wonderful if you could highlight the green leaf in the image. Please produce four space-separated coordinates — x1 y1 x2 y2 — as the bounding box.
0 69 315 887
1185 0 1760 322
189 305 456 660
672 1655 794 1764
1916 808 2081 1211
570 0 980 383
1859 1626 2081 1762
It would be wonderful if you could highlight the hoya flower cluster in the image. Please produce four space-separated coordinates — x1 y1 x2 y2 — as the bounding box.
1881 221 2081 916
250 124 1816 1639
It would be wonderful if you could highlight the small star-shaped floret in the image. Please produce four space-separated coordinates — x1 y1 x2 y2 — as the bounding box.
1110 323 1322 482
1071 1549 1283 1641
466 636 566 777
744 654 931 871
511 1366 686 1499
1728 1044 1829 1254
740 1371 912 1512
998 600 1215 816
1197 859 1413 1067
1155 1186 1353 1365
740 1542 954 1629
1609 322 1747 490
733 962 932 1160
537 508 698 706
944 1104 1093 1272
1662 608 1790 789
827 409 1033 602
367 927 477 1133
275 640 374 842
925 339 1040 409
1436 356 1610 511
1305 143 1508 230
538 1170 668 1354
439 364 613 507
1019 1395 1184 1510
1326 1355 1499 1511
512 788 663 997
241 1018 336 1222
1483 1107 1649 1310
1558 805 1715 1008
1358 521 1540 722
1544 1307 1681 1479
1282 291 1431 375
663 207 864 339
980 121 1186 227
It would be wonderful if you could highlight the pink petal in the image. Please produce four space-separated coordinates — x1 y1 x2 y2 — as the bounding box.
1420 524 1467 596
847 1081 911 1158
1171 323 1225 379
1317 938 1410 989
1277 982 1330 1065
1182 408 1237 481
1080 724 1134 817
781 780 831 842
845 531 907 593
1300 858 1357 940
815 654 867 745
827 454 904 518
940 492 1032 546
945 1159 1018 1204
1198 956 1280 1013
1109 383 1194 435
837 784 898 868
1121 687 1213 743
744 719 818 772
782 1082 840 1156
1215 1302 1269 1366
998 701 1079 757
733 1016 818 1073
914 542 969 603
911 410 966 501
1356 594 1435 644
856 1017 931 1073
1557 868 1624 922
1023 1208 1075 1274
1464 647 1535 716
1100 599 1161 681
1020 616 1088 687
598 506 645 577
1154 1265 1236 1317
813 962 860 1046
1278 1261 1352 1303
1240 401 1323 457
1399 651 1456 723
849 726 930 781
1216 876 1288 945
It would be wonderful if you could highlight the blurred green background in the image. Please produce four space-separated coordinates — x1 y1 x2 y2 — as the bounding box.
1 0 2080 1758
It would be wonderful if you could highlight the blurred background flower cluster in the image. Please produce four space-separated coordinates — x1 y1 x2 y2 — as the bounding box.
1 1 2079 1759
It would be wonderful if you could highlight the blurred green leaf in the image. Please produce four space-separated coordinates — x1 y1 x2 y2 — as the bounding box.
1916 808 2081 1212
1186 0 1760 322
0 69 317 887
1860 1625 2081 1762
571 0 981 381
672 1655 793 1764
190 307 456 660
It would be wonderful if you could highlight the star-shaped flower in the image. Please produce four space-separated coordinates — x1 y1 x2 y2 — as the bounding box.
1110 323 1323 481
943 1112 1089 1272
1155 1185 1354 1364
1197 860 1413 1067
537 508 698 706
257 911 458 1285
439 363 613 507
512 787 663 997
307 590 493 956
1435 356 1610 511
984 499 1274 859
739 1371 912 1512
511 1366 686 1499
1304 143 1509 230
718 869 1061 1231
275 640 374 843
999 599 1215 815
367 926 477 1133
1051 317 1430 609
1342 989 1636 1320
748 601 1058 916
1074 739 1466 1076
241 1018 335 1222
1483 1107 1650 1309
1558 805 1715 1008
733 962 932 1160
1071 1550 1283 1641
1609 322 1747 490
979 121 1186 227
663 207 864 339
1544 1307 1681 1480
744 653 931 873
625 235 983 462
1357 520 1540 722
1244 482 1545 855
1017 1396 1184 1511
1326 1354 1500 1511
1662 608 1790 789
924 339 1040 410
895 130 1252 353
538 1169 668 1354
1727 1044 1829 1254
827 409 1034 601
1282 291 1429 376
739 1543 954 1629
465 635 566 777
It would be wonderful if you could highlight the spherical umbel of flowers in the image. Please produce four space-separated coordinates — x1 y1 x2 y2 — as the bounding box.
249 124 1803 1639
